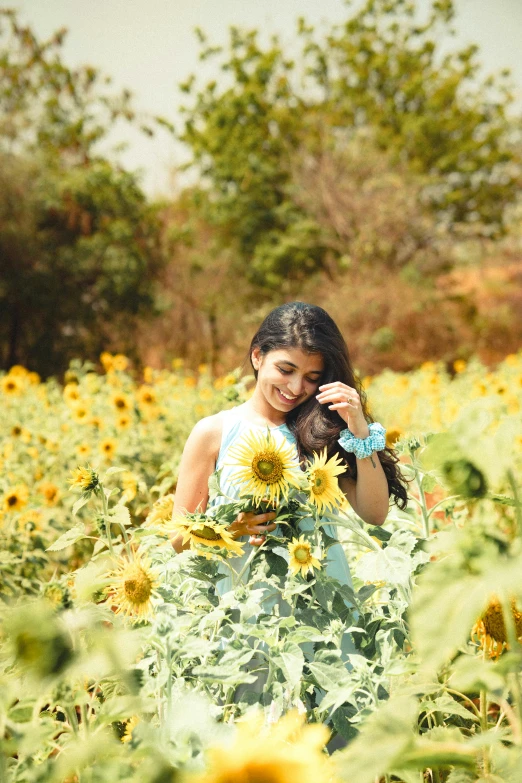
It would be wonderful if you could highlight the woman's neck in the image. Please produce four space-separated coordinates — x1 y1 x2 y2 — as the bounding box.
242 390 287 427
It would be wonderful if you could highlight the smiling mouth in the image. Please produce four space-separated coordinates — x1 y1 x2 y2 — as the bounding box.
276 387 300 403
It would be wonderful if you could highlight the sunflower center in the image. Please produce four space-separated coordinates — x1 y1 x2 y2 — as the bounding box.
312 469 328 495
194 525 222 541
252 452 283 484
294 545 311 563
7 494 17 507
483 599 522 643
124 570 153 605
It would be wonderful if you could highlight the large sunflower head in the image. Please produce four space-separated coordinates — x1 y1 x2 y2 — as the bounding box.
105 550 159 621
473 596 522 659
186 709 334 783
225 428 303 506
288 535 322 578
169 513 245 558
68 466 99 493
305 448 346 515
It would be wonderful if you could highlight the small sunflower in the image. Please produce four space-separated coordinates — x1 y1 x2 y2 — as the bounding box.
63 383 81 404
169 513 245 557
105 550 159 620
121 472 138 502
112 354 129 372
306 448 346 515
71 403 90 423
137 386 156 406
473 596 522 659
386 428 402 448
116 413 132 430
76 443 91 458
226 428 303 506
17 509 43 532
68 466 99 493
100 352 114 372
1 375 23 395
144 494 175 528
100 438 117 460
288 535 322 578
111 392 131 411
38 482 60 506
186 709 333 783
3 484 29 513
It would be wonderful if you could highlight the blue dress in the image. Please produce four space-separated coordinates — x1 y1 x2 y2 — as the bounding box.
208 405 355 601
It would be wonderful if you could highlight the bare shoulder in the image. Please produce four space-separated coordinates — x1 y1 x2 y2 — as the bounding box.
185 411 225 460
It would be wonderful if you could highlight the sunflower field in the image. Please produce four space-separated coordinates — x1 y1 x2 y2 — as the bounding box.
1 351 522 783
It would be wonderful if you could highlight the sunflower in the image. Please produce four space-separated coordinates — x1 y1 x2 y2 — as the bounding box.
71 403 90 423
121 471 138 502
89 415 103 430
386 428 402 448
473 596 522 659
169 513 245 557
17 509 43 532
3 484 29 513
288 536 322 578
100 438 117 460
1 375 23 395
38 481 60 506
76 443 91 458
137 386 156 406
63 383 81 404
306 448 346 515
187 709 334 783
111 392 131 411
144 494 175 527
105 550 159 620
121 715 140 743
68 466 99 493
100 351 114 372
112 354 129 372
116 413 132 430
225 428 303 506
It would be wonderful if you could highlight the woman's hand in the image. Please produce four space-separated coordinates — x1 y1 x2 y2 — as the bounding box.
316 382 369 437
228 510 277 547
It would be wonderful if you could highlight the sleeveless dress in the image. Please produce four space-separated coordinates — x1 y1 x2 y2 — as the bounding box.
208 406 356 616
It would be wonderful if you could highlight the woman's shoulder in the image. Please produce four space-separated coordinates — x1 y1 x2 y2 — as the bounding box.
189 411 225 447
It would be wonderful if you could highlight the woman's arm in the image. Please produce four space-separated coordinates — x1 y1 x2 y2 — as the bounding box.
339 455 389 527
171 413 277 552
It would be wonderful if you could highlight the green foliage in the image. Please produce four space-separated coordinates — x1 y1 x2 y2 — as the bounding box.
0 10 169 375
0 154 164 375
177 0 521 293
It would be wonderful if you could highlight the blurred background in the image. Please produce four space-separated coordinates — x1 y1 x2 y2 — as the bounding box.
2 0 522 378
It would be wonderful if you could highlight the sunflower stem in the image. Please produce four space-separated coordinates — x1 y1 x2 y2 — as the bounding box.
235 540 266 586
507 469 522 539
99 484 115 558
499 591 522 742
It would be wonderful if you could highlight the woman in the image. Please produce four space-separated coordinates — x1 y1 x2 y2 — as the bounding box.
171 301 408 575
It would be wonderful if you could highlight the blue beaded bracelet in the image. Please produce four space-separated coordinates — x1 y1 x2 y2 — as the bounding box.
338 422 386 462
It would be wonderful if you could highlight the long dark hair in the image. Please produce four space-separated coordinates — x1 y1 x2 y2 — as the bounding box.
247 302 409 510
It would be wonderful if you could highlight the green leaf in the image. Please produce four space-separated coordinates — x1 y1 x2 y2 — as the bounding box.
46 523 87 551
72 495 90 516
334 695 418 783
279 643 304 690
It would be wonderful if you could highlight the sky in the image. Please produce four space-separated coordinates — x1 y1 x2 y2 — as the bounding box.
12 0 522 197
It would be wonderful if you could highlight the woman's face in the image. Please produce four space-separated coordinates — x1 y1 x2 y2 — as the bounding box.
251 347 324 414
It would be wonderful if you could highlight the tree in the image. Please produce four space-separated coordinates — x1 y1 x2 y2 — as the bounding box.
176 0 521 293
0 10 169 374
